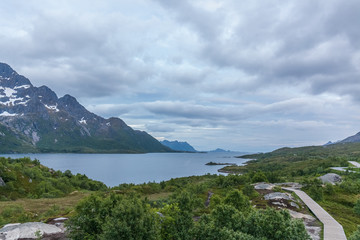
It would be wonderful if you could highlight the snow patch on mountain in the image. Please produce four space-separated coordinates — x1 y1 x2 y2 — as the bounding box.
14 85 31 89
79 117 87 125
44 104 60 112
0 111 18 117
1 97 30 106
3 87 17 97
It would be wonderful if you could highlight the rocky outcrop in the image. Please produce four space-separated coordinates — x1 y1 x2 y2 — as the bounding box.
0 222 64 240
264 192 293 201
288 210 321 240
318 173 341 185
204 191 214 207
254 182 274 190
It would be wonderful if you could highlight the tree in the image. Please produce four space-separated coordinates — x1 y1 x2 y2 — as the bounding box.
251 171 268 183
241 208 310 240
100 198 160 240
224 189 251 212
159 203 194 240
68 193 161 240
242 184 258 198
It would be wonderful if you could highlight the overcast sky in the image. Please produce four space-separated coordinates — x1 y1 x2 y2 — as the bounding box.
1 0 360 152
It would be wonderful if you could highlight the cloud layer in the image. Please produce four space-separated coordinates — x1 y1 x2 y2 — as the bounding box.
1 0 360 151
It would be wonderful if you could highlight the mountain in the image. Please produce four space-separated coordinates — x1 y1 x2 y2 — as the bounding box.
208 148 231 153
339 132 360 143
160 140 197 152
0 63 170 153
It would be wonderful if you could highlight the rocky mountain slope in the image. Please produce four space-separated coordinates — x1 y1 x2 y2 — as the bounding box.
160 140 197 152
0 63 170 153
339 132 360 144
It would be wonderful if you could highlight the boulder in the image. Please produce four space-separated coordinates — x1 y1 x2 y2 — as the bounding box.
0 222 63 240
318 173 342 185
0 177 5 187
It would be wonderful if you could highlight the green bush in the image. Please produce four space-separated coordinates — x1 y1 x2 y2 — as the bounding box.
354 199 360 216
350 225 360 240
308 185 323 201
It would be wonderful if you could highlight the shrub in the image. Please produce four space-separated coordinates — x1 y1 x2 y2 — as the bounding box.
354 199 360 216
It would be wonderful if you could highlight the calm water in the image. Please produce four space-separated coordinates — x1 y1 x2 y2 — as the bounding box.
1 152 248 187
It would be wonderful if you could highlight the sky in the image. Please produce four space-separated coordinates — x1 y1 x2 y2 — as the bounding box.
1 0 360 152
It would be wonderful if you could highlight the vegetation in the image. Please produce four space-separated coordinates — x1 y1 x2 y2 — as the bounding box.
221 143 360 238
205 161 236 165
0 157 310 239
68 182 309 240
0 157 106 201
2 142 360 239
0 191 90 226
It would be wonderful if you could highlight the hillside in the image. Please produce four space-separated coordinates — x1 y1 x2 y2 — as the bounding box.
220 142 360 237
0 63 170 153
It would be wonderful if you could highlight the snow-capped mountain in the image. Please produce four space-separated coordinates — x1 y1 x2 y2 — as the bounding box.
0 62 170 153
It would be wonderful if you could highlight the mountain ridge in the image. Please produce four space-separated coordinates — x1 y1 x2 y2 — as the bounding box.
160 140 197 152
339 132 360 144
0 62 170 153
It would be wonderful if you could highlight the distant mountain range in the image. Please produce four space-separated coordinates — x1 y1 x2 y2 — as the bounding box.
208 148 231 153
160 140 197 152
0 63 170 153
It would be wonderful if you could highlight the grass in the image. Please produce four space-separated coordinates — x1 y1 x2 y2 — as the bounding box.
318 193 360 238
0 191 90 226
146 192 172 201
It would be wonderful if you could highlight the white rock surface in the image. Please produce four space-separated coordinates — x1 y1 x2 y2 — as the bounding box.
0 222 62 240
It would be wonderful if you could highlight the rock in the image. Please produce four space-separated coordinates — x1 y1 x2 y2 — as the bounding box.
290 202 300 209
0 222 63 240
53 218 68 222
288 210 321 240
204 191 214 207
2 224 20 229
0 177 5 187
318 173 342 185
264 192 293 201
288 210 316 223
254 182 275 190
306 226 321 240
46 218 68 233
272 201 287 207
274 182 303 189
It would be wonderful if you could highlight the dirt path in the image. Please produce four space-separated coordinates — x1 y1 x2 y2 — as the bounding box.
283 187 347 240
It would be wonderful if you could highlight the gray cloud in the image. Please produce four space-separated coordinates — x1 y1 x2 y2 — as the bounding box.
1 0 360 151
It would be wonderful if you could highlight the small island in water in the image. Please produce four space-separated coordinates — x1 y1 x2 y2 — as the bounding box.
205 161 236 166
